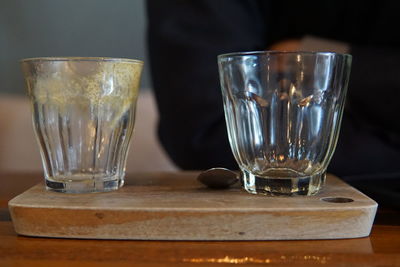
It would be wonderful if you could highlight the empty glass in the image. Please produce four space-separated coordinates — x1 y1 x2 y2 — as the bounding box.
21 57 143 193
218 51 351 195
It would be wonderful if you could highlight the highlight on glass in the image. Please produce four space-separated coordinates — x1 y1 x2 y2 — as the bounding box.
21 57 143 193
218 51 351 195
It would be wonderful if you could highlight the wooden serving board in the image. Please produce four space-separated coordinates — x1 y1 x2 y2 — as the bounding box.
8 172 377 240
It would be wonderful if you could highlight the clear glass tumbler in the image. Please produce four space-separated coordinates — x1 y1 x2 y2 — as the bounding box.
218 51 351 195
21 57 143 193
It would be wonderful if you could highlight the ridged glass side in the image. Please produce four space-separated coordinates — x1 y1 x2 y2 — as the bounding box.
21 58 143 193
32 99 136 192
219 52 351 195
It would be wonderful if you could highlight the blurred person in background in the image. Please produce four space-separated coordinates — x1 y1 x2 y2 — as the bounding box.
147 0 400 207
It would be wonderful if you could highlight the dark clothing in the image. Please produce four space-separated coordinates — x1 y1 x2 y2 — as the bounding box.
147 0 400 207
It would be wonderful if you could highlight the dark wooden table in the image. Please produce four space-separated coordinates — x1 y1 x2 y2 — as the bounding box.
1 172 399 266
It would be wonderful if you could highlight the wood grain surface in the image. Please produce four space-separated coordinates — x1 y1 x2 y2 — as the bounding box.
8 172 377 240
1 172 399 266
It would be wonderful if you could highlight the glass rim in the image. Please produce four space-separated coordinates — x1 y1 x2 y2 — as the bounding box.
20 57 144 65
218 50 352 60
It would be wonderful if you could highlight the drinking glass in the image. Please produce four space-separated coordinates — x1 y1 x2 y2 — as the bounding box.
218 51 351 195
21 57 143 193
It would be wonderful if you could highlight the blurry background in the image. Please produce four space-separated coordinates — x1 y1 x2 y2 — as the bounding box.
0 0 177 172
0 0 150 94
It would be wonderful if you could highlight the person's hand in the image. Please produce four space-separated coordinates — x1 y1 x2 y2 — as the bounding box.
269 39 301 51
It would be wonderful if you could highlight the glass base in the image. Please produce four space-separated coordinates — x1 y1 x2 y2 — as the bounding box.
45 174 124 193
241 169 326 196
